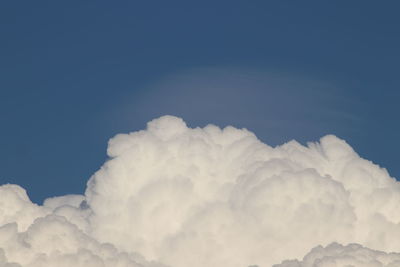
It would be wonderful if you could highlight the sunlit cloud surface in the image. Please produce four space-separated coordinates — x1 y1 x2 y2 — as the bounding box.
1 116 399 267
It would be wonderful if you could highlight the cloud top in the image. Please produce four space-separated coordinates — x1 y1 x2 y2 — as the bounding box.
1 115 400 267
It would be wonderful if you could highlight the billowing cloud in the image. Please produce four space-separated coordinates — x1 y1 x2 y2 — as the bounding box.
1 116 400 266
274 243 400 267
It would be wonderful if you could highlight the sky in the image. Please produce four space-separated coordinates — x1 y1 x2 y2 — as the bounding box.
1 1 400 204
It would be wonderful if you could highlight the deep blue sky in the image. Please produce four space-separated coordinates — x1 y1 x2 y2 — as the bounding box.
1 1 399 204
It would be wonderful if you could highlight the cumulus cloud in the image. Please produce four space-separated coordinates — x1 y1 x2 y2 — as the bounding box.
274 243 400 267
1 115 400 266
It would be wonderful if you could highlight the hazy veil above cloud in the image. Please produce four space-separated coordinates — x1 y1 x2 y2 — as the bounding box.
111 69 365 146
1 115 400 266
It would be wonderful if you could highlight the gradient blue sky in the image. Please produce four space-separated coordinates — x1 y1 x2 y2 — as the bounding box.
1 1 399 203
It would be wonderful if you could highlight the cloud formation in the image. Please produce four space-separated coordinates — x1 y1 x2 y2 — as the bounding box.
1 116 400 266
274 243 400 267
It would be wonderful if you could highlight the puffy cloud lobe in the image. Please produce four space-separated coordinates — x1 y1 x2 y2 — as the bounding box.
0 184 49 231
1 115 400 266
0 195 156 267
274 243 400 267
0 215 148 267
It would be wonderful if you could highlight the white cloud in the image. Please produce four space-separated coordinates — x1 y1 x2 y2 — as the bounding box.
274 243 400 267
1 116 400 266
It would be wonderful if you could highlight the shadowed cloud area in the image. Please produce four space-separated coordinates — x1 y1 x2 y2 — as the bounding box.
1 116 400 266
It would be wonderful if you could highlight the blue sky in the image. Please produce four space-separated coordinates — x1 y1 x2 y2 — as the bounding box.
1 1 399 203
